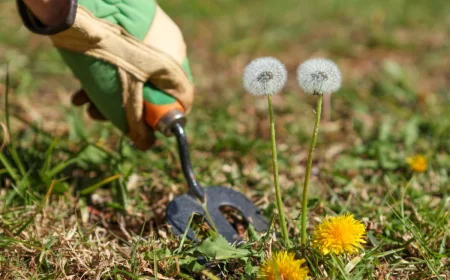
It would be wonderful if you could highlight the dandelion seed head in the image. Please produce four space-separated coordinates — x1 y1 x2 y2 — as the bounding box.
243 57 287 95
297 58 342 95
312 213 366 256
258 251 309 280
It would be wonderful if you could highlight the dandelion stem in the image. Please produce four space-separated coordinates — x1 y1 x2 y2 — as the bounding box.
301 94 323 245
201 270 221 280
268 94 289 246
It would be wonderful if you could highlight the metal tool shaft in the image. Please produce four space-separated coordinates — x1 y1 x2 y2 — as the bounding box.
170 122 205 202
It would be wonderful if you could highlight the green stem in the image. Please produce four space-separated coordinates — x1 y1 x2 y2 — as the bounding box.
301 94 323 245
202 201 219 234
178 272 195 280
201 270 221 280
401 175 414 232
267 95 289 246
331 254 351 280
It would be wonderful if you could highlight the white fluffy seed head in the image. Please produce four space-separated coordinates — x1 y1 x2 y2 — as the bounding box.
297 58 342 95
243 57 287 96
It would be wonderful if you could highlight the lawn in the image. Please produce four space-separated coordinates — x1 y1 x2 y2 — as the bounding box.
1 0 450 279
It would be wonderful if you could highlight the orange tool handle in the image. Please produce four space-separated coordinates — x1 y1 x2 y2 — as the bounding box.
144 100 185 130
142 88 183 129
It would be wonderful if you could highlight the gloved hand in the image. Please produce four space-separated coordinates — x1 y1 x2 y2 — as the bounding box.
17 0 194 150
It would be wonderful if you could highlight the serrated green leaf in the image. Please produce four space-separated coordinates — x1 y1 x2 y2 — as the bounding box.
197 235 250 261
244 261 258 275
144 248 172 260
179 256 204 273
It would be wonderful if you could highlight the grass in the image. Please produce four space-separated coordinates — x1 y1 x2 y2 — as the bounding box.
1 0 450 278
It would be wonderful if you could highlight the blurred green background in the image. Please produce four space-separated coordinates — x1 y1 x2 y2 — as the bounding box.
1 0 450 234
1 0 450 222
0 0 449 278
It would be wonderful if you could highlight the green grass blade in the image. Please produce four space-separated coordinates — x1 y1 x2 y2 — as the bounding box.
47 158 78 178
0 151 19 182
40 138 59 174
14 180 55 235
4 67 27 179
175 213 196 254
131 222 146 276
80 174 122 195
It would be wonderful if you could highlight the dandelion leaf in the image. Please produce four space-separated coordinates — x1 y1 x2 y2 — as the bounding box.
197 235 250 260
179 256 204 273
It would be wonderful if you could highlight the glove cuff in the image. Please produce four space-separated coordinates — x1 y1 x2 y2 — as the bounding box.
16 0 78 35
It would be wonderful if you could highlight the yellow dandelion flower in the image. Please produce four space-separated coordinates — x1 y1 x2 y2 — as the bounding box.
406 155 427 173
258 251 309 280
312 213 366 256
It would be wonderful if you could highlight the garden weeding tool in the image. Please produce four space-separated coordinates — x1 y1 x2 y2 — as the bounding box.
143 91 269 243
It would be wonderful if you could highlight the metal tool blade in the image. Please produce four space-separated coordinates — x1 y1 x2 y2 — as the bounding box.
166 186 269 243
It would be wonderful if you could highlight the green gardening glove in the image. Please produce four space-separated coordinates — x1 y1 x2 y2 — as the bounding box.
17 0 194 150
